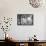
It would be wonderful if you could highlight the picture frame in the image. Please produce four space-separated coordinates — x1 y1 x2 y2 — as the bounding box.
17 14 33 25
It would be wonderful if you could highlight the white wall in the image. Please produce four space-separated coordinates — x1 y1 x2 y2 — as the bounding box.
0 0 46 40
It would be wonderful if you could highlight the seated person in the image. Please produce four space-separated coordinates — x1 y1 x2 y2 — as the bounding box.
32 35 38 41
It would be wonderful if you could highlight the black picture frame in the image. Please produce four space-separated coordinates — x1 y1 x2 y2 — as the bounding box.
17 14 33 25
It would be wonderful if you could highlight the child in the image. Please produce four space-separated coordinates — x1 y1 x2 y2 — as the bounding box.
32 35 38 41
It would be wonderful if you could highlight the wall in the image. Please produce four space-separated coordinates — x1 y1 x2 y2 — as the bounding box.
0 0 46 40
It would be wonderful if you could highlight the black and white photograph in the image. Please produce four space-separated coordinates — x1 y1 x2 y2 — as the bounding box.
17 14 33 25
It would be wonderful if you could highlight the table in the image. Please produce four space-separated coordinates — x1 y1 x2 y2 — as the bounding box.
5 39 46 46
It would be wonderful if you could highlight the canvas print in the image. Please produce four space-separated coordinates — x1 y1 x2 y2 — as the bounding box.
17 14 33 25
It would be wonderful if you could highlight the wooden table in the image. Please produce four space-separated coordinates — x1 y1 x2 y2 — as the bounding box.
5 39 46 46
13 40 46 46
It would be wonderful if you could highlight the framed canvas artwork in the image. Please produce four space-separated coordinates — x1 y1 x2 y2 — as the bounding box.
17 14 33 25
